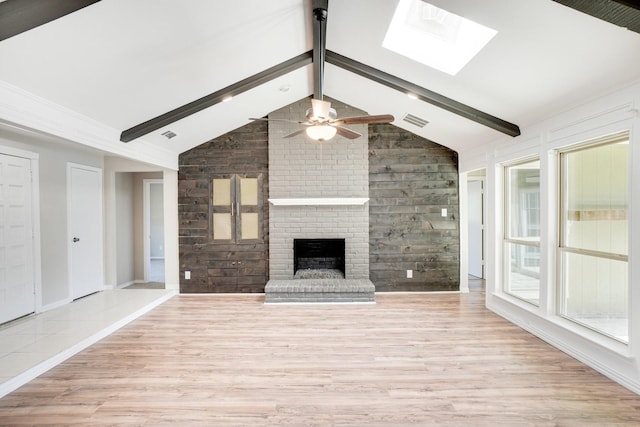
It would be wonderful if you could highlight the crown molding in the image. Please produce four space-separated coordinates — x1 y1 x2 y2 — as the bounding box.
0 80 177 169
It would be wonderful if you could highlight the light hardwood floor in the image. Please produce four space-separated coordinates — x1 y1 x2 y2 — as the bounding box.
1 283 640 426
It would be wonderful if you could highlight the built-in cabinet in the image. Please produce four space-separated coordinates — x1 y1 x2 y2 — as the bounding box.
211 174 262 242
208 174 266 291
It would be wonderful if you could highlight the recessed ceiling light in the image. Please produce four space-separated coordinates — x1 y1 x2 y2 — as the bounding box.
407 93 419 100
383 0 497 75
222 95 233 102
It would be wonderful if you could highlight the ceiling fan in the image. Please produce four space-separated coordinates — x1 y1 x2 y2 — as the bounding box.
250 0 394 141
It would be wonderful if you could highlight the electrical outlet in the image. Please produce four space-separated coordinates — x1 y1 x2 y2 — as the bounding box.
185 271 191 280
407 269 413 279
441 208 447 217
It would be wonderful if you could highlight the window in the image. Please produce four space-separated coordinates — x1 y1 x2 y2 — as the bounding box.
382 0 497 75
559 133 629 342
504 159 540 305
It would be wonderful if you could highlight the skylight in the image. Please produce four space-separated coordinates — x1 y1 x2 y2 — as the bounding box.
383 0 497 75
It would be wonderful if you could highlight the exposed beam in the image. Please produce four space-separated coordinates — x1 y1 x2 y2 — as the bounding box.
326 50 521 138
615 0 640 11
0 0 101 41
120 51 313 143
311 0 329 100
552 0 640 34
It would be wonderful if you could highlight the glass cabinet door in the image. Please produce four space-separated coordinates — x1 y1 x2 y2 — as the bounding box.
211 177 234 240
211 175 262 242
239 177 259 240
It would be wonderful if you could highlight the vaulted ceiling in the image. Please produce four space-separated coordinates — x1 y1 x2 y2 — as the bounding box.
1 0 640 160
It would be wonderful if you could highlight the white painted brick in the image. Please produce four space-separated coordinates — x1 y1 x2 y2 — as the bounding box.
268 98 370 280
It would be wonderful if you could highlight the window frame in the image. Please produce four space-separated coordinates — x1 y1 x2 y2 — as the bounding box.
502 157 541 305
557 132 630 343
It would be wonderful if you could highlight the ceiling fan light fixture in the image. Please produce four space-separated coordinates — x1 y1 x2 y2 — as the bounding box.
306 124 337 141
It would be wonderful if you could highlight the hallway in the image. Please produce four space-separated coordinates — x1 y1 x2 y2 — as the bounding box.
0 288 175 398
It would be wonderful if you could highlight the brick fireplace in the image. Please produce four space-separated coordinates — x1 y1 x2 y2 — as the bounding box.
178 98 460 294
267 98 370 281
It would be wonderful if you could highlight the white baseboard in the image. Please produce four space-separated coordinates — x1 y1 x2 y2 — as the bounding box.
116 281 136 289
39 297 73 313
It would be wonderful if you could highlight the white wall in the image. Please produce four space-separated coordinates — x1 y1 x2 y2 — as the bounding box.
103 157 176 289
0 128 181 312
0 128 103 308
115 173 135 286
460 80 640 393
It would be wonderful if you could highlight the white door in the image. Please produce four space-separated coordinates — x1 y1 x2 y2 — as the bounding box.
0 154 35 324
468 179 484 278
68 164 103 299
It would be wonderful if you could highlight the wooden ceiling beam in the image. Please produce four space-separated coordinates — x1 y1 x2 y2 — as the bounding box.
0 0 101 41
325 50 521 138
552 0 640 34
120 51 313 143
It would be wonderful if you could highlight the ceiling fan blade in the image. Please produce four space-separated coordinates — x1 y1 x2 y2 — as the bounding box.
282 128 307 139
338 114 395 125
335 126 361 140
249 117 307 124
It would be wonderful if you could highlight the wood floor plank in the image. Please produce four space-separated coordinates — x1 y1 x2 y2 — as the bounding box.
1 287 640 426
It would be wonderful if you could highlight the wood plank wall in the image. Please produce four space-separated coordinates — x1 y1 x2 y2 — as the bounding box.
369 124 460 291
178 107 460 293
178 121 269 293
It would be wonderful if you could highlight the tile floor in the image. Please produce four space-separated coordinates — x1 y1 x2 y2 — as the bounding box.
0 288 175 398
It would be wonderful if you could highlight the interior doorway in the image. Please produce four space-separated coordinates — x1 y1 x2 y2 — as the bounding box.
467 169 486 279
144 179 164 283
0 151 36 324
68 163 103 299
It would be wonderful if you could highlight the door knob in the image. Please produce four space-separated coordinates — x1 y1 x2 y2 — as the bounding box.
72 237 80 242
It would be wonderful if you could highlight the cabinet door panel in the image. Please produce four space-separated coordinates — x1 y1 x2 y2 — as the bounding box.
241 212 259 240
240 177 258 206
207 174 266 293
212 179 231 206
212 213 232 240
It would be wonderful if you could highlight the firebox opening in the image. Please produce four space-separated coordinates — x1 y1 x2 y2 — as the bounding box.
293 238 345 279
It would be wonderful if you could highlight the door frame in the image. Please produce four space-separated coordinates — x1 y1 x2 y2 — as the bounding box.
67 162 104 299
143 178 164 282
0 144 42 315
468 177 486 278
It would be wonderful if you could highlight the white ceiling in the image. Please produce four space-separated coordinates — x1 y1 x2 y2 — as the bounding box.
1 0 640 156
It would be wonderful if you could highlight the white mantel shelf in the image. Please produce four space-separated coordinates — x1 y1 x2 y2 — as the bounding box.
268 198 369 206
